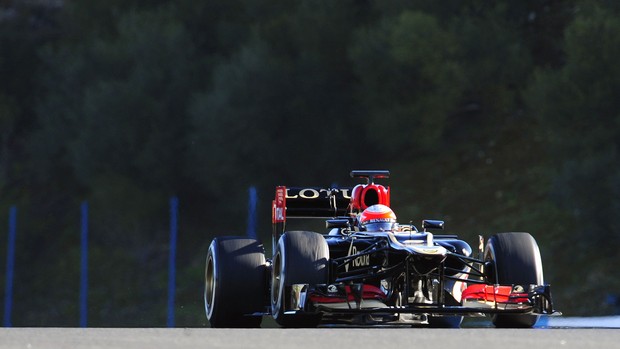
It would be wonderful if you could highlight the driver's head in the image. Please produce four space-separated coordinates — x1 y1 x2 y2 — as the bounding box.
359 204 396 231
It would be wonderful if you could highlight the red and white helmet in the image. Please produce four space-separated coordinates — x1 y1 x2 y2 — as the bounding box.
359 204 396 231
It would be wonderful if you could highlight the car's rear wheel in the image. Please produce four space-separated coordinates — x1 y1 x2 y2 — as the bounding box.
271 231 329 327
205 237 266 328
485 232 543 328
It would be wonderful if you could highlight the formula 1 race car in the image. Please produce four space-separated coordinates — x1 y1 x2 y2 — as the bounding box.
204 170 559 328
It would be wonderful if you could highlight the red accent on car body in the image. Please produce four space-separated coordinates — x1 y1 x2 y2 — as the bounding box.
272 186 286 223
309 284 387 304
349 184 390 212
462 284 529 304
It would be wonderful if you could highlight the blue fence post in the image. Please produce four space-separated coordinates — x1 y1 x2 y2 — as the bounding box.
247 187 257 239
167 196 179 328
3 206 17 327
79 201 89 328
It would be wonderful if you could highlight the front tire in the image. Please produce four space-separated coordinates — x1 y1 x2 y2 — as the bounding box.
271 231 329 327
485 232 544 328
204 237 266 328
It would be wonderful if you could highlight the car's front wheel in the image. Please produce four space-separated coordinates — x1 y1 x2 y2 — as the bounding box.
485 232 544 328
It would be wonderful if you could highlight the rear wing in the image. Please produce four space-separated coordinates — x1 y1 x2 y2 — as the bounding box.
272 186 352 253
272 186 352 223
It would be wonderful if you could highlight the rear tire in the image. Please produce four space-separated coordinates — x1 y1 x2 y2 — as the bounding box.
485 232 543 328
204 237 266 328
271 231 329 327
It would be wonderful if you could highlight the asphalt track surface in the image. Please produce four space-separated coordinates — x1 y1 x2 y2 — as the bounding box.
1 325 619 349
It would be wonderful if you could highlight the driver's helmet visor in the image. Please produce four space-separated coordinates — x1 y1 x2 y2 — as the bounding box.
362 221 395 232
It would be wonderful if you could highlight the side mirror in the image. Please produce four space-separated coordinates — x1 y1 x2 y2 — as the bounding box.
326 219 350 229
422 220 444 231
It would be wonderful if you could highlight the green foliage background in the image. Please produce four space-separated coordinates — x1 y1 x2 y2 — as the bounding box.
1 0 619 326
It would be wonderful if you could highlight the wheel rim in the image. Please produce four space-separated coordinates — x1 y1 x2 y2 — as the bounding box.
205 254 216 319
271 252 282 313
484 243 498 284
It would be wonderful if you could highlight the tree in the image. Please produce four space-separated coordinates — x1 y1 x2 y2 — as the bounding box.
28 4 203 325
526 4 620 314
349 11 464 157
33 6 197 191
527 5 620 244
187 1 370 200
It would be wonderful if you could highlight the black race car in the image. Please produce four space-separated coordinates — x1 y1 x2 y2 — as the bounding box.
204 170 559 328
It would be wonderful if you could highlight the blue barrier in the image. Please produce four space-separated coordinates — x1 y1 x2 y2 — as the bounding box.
167 196 179 327
3 206 17 327
247 187 257 239
2 198 187 327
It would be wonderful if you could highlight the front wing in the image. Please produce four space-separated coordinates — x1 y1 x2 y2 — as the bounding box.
284 282 559 319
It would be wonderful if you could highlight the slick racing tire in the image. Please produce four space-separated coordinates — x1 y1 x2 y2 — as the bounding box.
485 232 544 328
204 237 266 328
271 231 329 327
